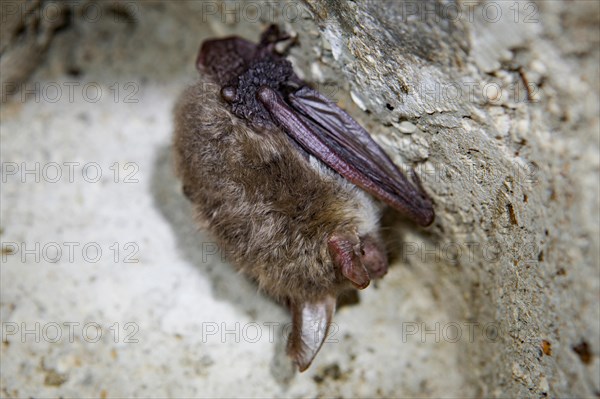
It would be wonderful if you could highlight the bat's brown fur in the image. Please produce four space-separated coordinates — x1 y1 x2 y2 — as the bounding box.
173 78 382 304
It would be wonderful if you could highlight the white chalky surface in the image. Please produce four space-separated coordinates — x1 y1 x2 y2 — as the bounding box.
0 3 467 398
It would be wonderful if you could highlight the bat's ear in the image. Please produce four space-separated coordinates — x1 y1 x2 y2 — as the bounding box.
328 233 371 289
287 296 336 372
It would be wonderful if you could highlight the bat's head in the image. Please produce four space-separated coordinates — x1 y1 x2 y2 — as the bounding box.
197 28 298 129
196 24 292 88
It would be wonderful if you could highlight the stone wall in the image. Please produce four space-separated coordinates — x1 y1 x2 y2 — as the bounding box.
1 1 598 397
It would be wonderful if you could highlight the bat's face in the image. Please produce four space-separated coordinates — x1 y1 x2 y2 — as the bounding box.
174 25 434 372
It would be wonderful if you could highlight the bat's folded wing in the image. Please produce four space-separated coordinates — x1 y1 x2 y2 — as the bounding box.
275 86 434 226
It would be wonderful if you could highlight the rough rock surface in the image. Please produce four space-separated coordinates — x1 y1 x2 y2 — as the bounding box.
1 0 74 101
1 1 598 397
295 1 600 397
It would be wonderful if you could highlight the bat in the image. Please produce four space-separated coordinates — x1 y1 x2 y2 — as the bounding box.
173 25 434 372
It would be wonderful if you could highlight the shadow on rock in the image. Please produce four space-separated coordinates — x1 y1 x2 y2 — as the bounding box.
150 144 295 384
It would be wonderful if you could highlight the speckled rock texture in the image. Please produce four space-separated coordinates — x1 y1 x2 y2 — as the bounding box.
0 0 75 101
1 1 598 398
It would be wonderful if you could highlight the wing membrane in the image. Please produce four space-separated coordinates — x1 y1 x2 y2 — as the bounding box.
288 87 434 226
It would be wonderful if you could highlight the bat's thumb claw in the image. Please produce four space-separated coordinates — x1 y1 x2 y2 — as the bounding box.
287 296 336 372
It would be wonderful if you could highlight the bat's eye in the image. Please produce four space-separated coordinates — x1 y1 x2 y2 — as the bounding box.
221 86 237 102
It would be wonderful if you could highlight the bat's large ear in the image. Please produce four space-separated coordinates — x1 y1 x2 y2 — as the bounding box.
287 296 336 372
